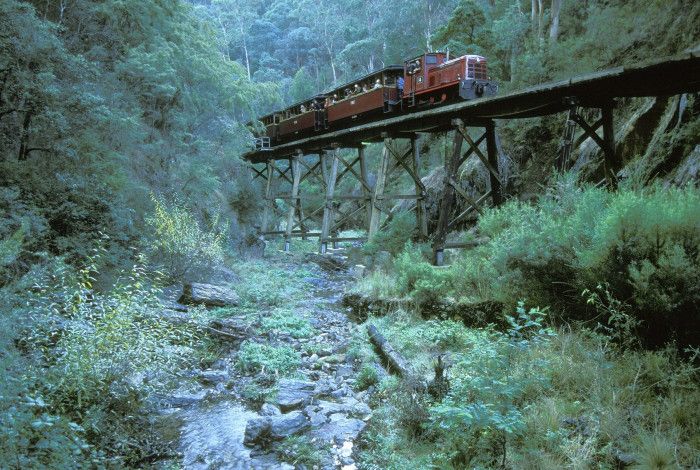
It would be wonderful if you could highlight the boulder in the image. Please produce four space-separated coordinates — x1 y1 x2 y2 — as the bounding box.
260 403 281 416
243 417 271 446
208 317 252 341
269 411 310 439
179 283 240 308
303 253 348 272
310 416 366 445
196 370 229 385
275 379 316 412
159 284 189 312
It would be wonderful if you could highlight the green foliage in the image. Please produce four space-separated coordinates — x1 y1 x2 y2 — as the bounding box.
391 182 700 349
355 364 380 391
277 435 328 467
259 308 315 338
419 319 469 349
0 250 204 466
146 195 225 281
236 341 301 377
364 211 416 257
233 261 312 308
395 243 452 305
289 67 315 103
358 305 700 468
428 304 554 467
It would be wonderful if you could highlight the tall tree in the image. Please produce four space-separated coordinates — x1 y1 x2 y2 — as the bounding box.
549 0 562 42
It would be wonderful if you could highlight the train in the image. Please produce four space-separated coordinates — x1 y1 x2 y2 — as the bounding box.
253 52 498 148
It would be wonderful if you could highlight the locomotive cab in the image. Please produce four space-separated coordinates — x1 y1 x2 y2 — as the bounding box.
403 52 498 105
459 55 498 100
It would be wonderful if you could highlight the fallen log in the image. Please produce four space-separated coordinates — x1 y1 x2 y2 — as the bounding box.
366 324 414 379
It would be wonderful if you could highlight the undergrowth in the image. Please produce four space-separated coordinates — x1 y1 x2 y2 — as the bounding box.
358 180 700 349
355 307 700 468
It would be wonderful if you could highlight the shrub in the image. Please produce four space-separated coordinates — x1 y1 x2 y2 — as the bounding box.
355 364 380 391
0 250 202 466
399 181 700 349
236 341 300 377
419 319 469 349
259 309 315 338
145 195 225 282
395 243 452 305
580 185 700 348
277 435 328 467
427 303 555 467
364 211 416 257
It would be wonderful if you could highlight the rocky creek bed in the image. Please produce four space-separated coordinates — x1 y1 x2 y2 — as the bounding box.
157 250 376 469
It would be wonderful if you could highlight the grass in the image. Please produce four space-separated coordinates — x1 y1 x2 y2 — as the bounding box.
230 259 314 309
258 307 315 338
354 307 700 468
235 340 301 377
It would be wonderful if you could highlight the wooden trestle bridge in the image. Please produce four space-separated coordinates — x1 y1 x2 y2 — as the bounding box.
244 52 700 264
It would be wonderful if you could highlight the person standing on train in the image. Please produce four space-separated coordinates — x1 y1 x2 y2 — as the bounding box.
397 76 405 98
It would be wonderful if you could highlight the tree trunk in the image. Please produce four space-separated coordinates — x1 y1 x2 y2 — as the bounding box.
326 46 337 85
240 25 251 80
531 0 538 36
537 0 545 40
549 0 562 42
18 111 33 161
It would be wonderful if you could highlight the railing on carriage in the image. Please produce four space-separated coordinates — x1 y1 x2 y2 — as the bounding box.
253 136 271 151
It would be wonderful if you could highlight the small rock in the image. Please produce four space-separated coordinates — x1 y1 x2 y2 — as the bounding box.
310 417 366 445
165 390 208 407
260 403 281 416
338 440 353 458
336 365 354 378
197 370 228 385
310 353 319 362
330 388 348 399
323 354 346 365
179 283 240 308
318 348 333 357
270 411 310 438
276 379 316 412
243 417 271 446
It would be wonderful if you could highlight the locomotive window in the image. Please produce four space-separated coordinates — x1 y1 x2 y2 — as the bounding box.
426 55 437 64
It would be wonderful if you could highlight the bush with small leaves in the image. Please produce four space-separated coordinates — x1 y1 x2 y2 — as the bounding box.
236 341 301 377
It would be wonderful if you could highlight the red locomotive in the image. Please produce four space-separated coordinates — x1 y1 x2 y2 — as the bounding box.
254 52 497 147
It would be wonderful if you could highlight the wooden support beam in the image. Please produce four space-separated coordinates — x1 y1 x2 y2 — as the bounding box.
326 236 366 242
270 161 294 185
448 190 492 230
570 112 607 154
458 133 486 167
369 138 391 239
298 157 325 187
359 146 372 228
331 204 367 232
457 126 501 186
448 178 484 215
251 165 267 180
261 160 274 240
412 135 428 239
320 150 339 254
284 156 302 251
601 104 618 189
433 121 464 266
485 120 503 205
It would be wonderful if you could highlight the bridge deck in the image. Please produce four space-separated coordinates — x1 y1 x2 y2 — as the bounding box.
244 51 700 163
